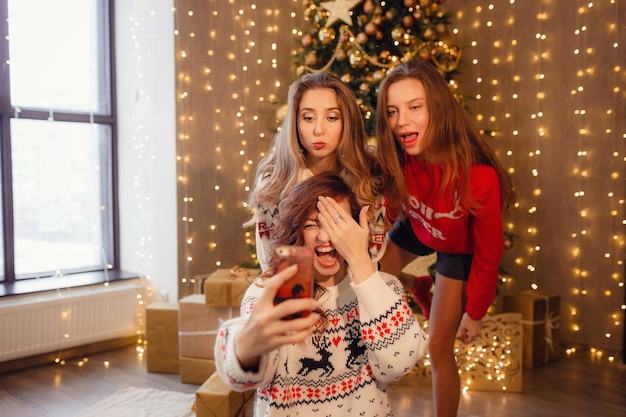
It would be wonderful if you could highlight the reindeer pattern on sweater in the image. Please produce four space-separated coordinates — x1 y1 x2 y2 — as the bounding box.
214 272 427 417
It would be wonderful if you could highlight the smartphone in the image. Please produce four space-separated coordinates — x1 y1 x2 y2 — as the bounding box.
273 245 315 320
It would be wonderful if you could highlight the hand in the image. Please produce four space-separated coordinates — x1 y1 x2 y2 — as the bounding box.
316 196 375 283
235 264 320 371
458 312 482 344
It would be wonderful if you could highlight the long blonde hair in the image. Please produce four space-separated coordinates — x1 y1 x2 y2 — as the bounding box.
376 60 515 220
247 72 381 216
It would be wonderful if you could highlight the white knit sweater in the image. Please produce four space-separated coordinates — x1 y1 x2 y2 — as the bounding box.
214 271 428 417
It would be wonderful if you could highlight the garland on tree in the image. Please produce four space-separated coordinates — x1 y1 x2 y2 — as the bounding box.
287 1 516 313
293 0 462 136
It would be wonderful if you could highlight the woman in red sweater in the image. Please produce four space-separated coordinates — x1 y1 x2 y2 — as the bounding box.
376 60 515 417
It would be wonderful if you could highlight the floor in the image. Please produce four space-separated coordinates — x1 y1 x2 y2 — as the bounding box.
0 343 624 417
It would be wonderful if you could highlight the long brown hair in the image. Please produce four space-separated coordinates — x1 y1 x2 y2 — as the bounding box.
375 60 515 220
270 171 360 262
247 72 381 216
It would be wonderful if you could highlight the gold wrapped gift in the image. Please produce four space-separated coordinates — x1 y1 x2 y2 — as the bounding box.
196 372 255 417
392 313 523 392
179 294 237 359
145 302 179 374
198 267 258 307
504 290 560 368
180 357 216 385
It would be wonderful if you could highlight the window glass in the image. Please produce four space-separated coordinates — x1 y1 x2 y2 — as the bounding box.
11 119 112 277
1 0 115 285
7 0 110 113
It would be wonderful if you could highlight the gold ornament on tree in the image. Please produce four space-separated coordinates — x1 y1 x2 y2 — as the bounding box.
301 33 314 48
349 49 367 68
355 32 368 45
362 0 374 14
318 27 336 44
364 22 377 35
304 50 319 67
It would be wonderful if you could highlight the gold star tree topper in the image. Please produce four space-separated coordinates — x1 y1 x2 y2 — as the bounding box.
320 0 363 27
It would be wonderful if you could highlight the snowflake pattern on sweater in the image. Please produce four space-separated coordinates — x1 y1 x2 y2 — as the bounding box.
214 272 427 417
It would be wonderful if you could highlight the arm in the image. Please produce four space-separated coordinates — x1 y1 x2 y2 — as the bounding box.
352 271 427 382
214 265 320 390
250 169 279 273
459 167 503 343
367 194 389 265
254 206 275 273
465 166 504 319
317 197 426 380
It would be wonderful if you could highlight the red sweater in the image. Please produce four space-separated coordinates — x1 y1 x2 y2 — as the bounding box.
403 155 503 319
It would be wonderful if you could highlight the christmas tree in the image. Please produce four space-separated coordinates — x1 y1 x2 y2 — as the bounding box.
246 1 516 288
293 0 462 137
290 1 516 313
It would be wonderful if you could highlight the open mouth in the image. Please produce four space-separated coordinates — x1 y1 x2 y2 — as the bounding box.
400 132 418 147
315 246 338 267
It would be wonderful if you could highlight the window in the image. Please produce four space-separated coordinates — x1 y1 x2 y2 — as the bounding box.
0 0 118 292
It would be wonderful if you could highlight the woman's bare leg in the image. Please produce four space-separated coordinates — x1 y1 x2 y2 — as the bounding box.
428 273 464 417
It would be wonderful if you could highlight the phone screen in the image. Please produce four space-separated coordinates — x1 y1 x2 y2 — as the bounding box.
273 246 314 319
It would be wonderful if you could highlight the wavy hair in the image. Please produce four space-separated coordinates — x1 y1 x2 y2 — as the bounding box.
270 171 360 262
375 59 515 220
247 72 381 219
259 172 360 333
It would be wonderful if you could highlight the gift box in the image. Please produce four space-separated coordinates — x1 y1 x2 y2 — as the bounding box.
179 294 237 359
145 302 180 374
392 313 523 392
180 356 217 384
503 290 560 368
196 372 255 417
197 267 258 307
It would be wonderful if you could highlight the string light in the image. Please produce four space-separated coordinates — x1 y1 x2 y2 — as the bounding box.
405 314 523 392
173 0 623 371
453 0 624 361
174 1 301 295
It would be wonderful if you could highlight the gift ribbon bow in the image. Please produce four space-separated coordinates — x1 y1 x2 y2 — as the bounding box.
520 293 560 362
536 294 560 362
229 265 252 283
